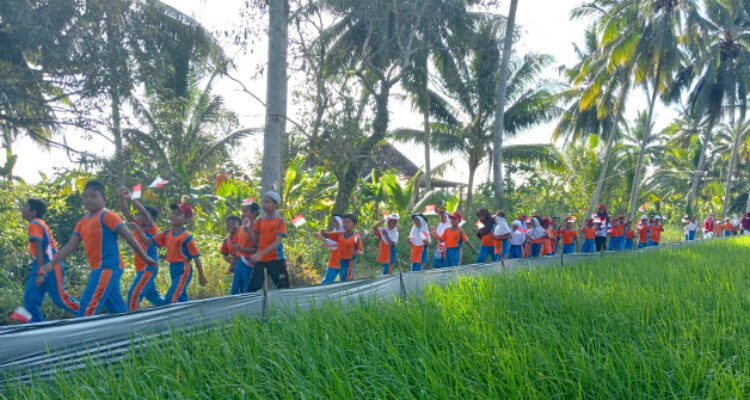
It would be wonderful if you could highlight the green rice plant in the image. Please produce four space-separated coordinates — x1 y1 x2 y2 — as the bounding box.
4 237 750 399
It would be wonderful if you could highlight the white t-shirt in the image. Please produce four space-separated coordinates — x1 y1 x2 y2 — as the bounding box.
380 227 399 244
509 230 526 246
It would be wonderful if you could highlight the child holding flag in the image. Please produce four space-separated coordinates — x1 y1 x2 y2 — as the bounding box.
650 216 664 246
117 187 166 310
317 214 363 282
317 215 343 284
38 181 158 317
21 198 80 322
491 211 512 261
226 201 260 295
374 214 399 275
133 201 208 303
474 208 496 263
637 215 651 248
432 211 450 267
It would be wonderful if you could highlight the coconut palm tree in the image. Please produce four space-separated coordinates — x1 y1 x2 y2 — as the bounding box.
681 0 750 215
393 21 558 211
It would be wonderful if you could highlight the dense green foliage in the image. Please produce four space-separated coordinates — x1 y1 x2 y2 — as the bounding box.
4 238 749 398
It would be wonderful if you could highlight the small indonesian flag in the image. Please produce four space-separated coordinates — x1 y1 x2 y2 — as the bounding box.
382 210 389 220
458 219 466 227
580 207 587 214
242 197 256 206
638 204 646 213
292 214 307 228
10 307 31 323
424 204 437 216
149 177 169 189
476 219 485 229
132 184 142 199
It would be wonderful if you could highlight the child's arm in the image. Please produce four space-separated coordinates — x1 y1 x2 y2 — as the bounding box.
31 239 45 271
129 222 155 246
130 199 155 227
466 239 479 254
194 256 208 286
250 236 284 263
116 225 159 268
226 255 237 275
36 235 82 286
117 187 135 222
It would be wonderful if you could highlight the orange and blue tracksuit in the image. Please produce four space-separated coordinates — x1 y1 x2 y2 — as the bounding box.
650 225 663 246
476 225 495 263
560 229 578 254
441 227 468 267
153 228 201 303
320 241 341 284
325 231 362 282
75 209 128 317
375 228 398 275
581 226 596 253
724 222 732 237
608 224 625 251
624 228 635 249
229 228 257 294
24 218 80 322
127 222 165 310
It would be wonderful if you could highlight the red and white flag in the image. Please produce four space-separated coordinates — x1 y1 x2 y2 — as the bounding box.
131 184 143 199
292 214 307 228
476 219 485 229
10 307 31 323
242 197 256 206
638 204 646 213
149 177 169 189
424 204 437 216
579 207 587 214
458 219 467 227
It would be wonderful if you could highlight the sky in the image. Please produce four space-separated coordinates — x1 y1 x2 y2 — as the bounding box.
6 0 671 185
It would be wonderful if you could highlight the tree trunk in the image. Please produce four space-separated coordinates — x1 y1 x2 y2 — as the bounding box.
332 168 358 215
261 0 288 195
627 67 661 220
687 119 715 215
722 113 745 218
491 0 518 209
588 79 630 215
105 11 124 187
2 125 14 183
466 163 476 213
422 73 432 192
109 85 124 187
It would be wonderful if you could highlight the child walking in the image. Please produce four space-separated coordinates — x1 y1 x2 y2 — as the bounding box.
374 214 399 275
560 217 578 255
117 188 166 310
430 212 477 267
432 211 450 268
38 181 157 317
134 202 208 303
492 211 512 261
318 214 363 282
407 214 430 271
248 191 290 291
508 220 527 259
22 198 79 322
317 215 343 284
580 219 596 253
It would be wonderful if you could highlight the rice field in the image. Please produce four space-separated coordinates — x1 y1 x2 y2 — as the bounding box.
3 237 750 399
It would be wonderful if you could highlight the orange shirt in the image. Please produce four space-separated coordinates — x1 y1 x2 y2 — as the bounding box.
651 225 664 242
326 231 362 260
328 248 340 269
253 216 287 262
234 227 257 258
410 243 424 263
581 227 596 240
133 222 158 271
480 228 494 247
625 228 635 239
220 234 236 256
637 224 650 243
153 228 201 263
724 222 732 232
73 209 125 270
560 228 578 245
609 224 624 237
28 218 58 261
375 228 397 264
441 227 468 249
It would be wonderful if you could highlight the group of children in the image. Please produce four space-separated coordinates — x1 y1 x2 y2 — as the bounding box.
21 181 289 323
19 183 750 322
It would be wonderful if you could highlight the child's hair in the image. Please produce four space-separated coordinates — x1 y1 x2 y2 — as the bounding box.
244 202 261 214
143 205 159 220
343 214 358 224
226 215 242 225
495 210 505 217
26 198 47 218
84 180 107 199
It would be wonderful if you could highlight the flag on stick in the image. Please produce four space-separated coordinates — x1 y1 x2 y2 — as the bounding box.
638 204 646 213
476 220 485 229
424 205 437 216
292 214 307 228
149 177 169 189
132 184 142 199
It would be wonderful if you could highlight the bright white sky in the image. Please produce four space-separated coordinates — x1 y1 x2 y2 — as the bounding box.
7 0 670 185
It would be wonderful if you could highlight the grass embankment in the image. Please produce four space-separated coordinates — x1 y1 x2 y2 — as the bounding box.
4 237 750 399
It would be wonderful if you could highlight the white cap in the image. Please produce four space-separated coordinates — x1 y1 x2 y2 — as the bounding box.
387 213 400 221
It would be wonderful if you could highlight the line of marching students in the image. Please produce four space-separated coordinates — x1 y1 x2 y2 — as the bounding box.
16 180 750 323
17 181 289 323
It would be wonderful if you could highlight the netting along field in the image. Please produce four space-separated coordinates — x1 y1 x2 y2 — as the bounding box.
4 237 750 399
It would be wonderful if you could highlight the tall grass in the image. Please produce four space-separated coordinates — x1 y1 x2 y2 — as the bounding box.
5 237 750 399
